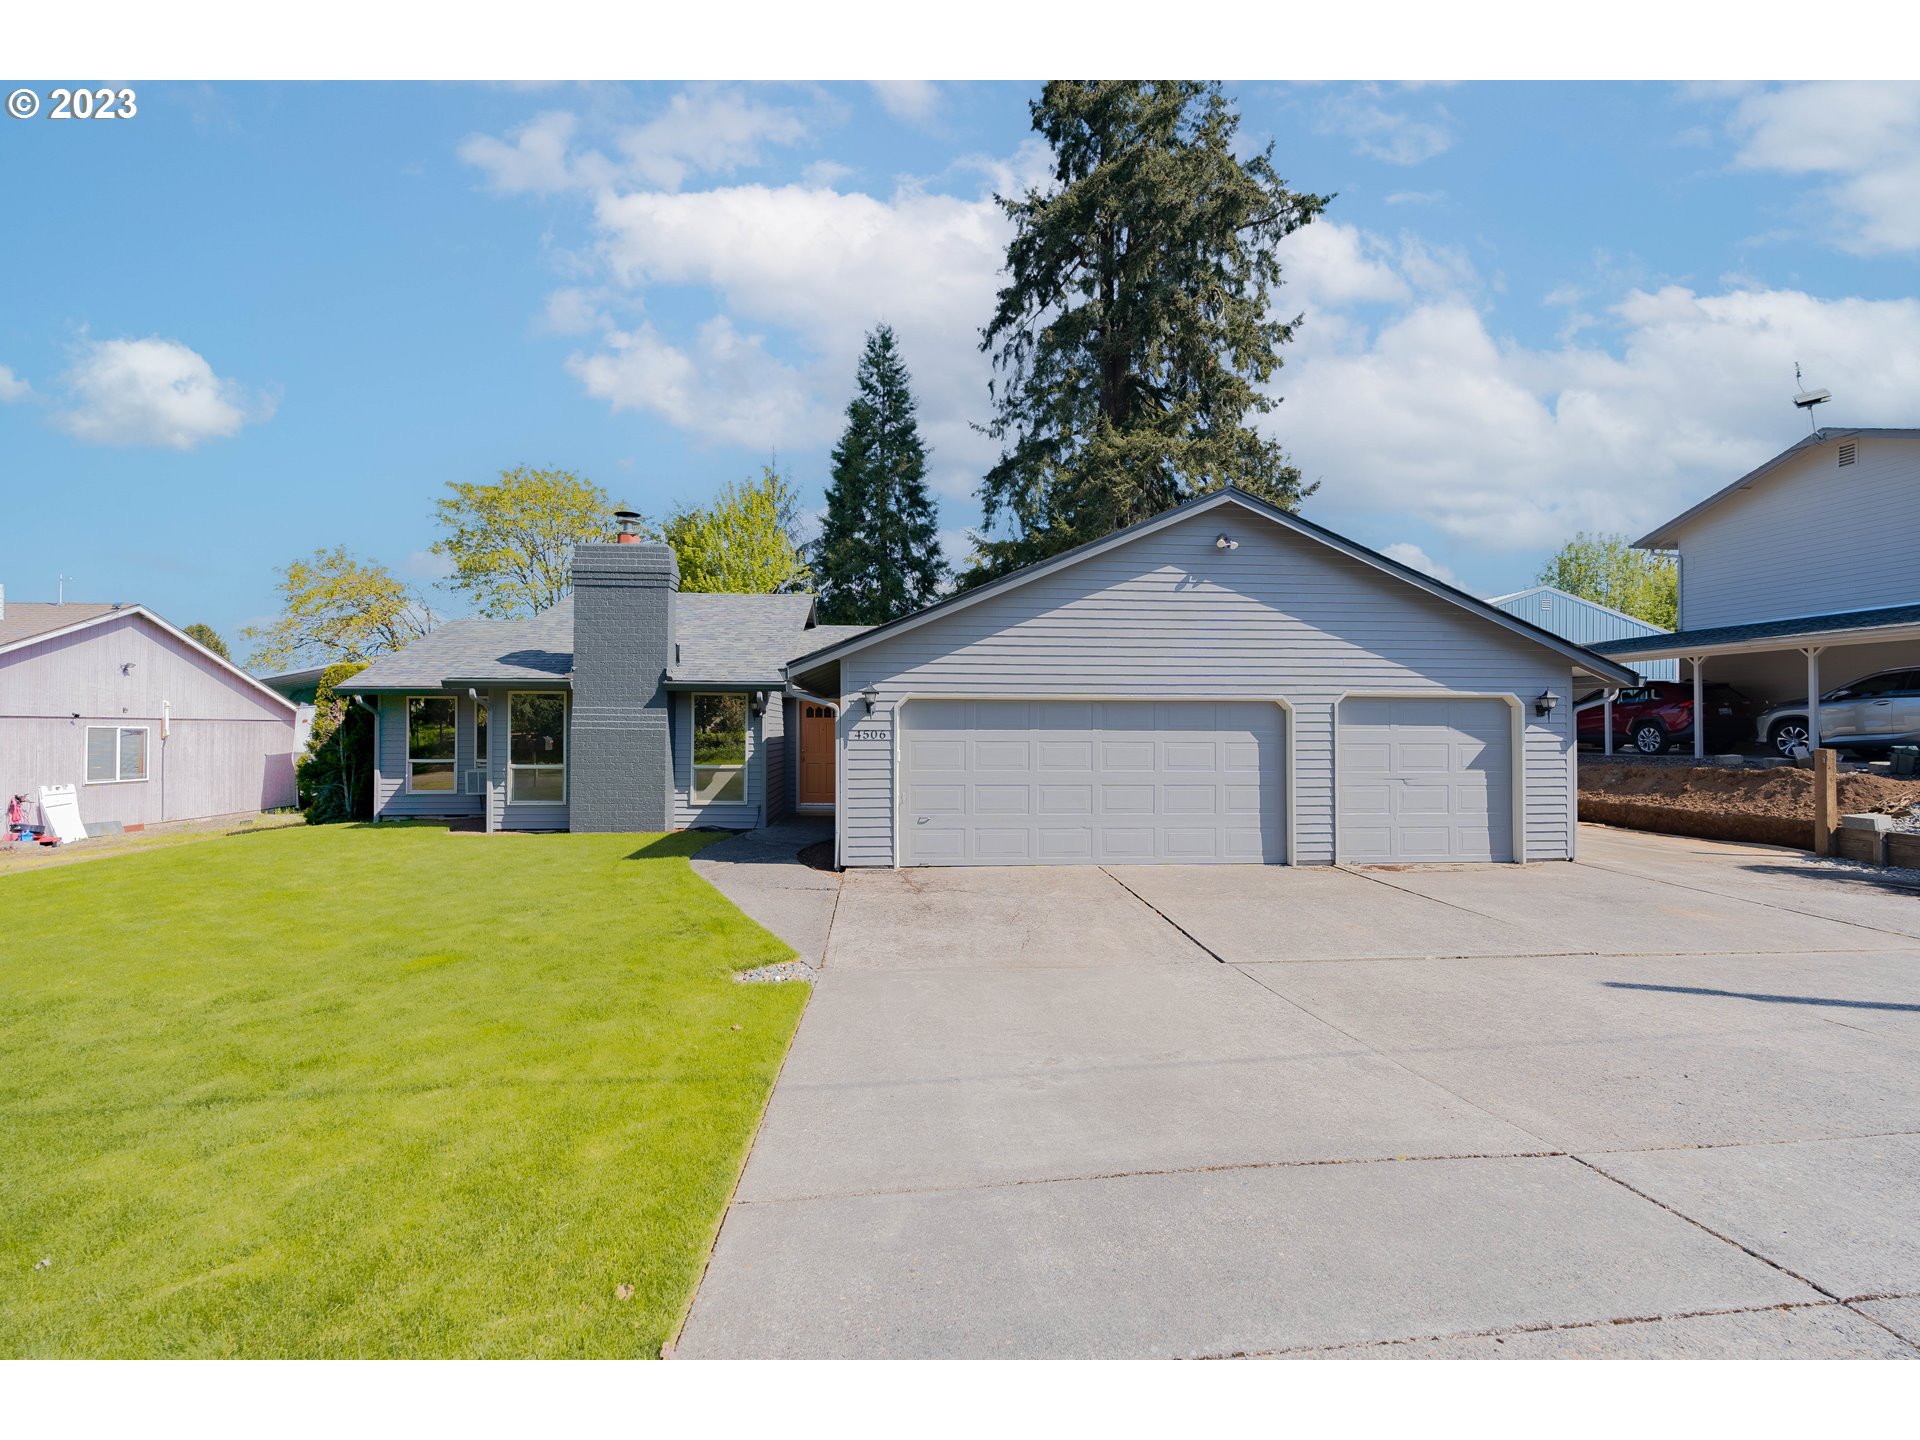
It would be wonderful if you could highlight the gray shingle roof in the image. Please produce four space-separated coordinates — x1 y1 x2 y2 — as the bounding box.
344 601 577 690
671 593 817 683
339 591 858 692
0 601 123 650
1591 602 1920 658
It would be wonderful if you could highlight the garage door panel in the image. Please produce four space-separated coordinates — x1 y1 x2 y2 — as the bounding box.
1037 784 1093 815
910 783 967 815
974 740 1031 770
1036 740 1093 771
1338 697 1514 864
900 699 1285 866
974 784 1030 815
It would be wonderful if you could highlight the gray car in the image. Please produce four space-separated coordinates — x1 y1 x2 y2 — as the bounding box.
1755 667 1920 755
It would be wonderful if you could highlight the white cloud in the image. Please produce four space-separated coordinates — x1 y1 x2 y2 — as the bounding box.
459 110 585 195
405 549 455 581
566 317 828 448
615 87 809 190
1274 282 1920 551
0 364 29 402
460 88 810 197
1725 82 1920 253
870 81 941 125
1380 543 1455 583
1315 86 1455 166
537 286 608 336
572 179 1013 462
1384 189 1446 206
53 337 270 449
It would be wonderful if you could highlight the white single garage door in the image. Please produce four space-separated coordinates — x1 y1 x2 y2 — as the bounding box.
1338 697 1515 863
899 699 1286 866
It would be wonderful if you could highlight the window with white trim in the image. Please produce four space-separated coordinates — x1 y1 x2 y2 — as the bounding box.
85 725 148 783
407 696 457 793
692 693 748 804
509 693 567 803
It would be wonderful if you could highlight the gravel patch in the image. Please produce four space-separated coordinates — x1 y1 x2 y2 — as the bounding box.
736 960 816 985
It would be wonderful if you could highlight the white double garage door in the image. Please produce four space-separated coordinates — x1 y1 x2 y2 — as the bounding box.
896 696 1514 866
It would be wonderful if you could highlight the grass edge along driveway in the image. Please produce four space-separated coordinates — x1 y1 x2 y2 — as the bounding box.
0 823 807 1358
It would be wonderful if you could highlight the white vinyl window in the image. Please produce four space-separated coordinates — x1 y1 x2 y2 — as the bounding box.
407 696 457 793
509 693 567 804
692 693 748 805
85 725 149 783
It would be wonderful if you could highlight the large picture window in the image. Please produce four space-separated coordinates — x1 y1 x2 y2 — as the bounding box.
692 693 748 805
509 693 567 804
407 696 457 792
85 725 148 783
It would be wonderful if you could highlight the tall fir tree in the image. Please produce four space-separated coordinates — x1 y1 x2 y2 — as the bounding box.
968 81 1330 584
816 325 946 623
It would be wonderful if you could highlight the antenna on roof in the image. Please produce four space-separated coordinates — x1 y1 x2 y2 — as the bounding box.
1792 362 1831 432
57 573 73 605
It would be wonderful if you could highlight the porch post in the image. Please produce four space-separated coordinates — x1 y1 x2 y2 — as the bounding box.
1804 646 1824 752
1603 693 1614 755
1690 655 1706 759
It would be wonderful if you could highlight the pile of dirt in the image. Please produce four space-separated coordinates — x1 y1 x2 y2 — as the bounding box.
1580 762 1920 820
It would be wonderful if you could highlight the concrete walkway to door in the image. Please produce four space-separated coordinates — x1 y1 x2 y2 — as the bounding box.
679 826 1920 1359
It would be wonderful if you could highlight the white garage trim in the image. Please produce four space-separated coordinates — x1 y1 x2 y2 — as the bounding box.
888 693 1297 868
1332 691 1527 865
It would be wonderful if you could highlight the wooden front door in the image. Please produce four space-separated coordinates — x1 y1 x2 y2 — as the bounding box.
798 703 836 806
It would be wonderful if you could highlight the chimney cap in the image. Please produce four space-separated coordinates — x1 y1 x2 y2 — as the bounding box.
612 506 645 543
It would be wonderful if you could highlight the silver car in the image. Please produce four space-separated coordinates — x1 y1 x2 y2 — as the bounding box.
1755 667 1920 755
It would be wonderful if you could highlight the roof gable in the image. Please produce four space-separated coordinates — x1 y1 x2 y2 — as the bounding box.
786 487 1637 686
0 602 298 713
1635 428 1920 549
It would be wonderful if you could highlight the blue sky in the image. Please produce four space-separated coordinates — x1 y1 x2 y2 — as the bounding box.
3 79 1918 660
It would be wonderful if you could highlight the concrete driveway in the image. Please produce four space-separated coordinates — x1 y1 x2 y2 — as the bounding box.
678 825 1920 1358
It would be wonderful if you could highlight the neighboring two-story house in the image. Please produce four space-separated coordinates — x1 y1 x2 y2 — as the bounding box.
1591 427 1920 755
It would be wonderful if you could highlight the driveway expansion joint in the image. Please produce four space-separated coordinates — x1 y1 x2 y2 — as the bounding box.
732 1147 1573 1207
1097 866 1230 962
1206 1299 1904 1361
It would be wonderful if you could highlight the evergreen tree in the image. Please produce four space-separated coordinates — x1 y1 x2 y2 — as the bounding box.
816 325 945 623
969 81 1330 583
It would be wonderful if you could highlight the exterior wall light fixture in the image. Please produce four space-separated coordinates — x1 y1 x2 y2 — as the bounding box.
860 685 880 715
1215 534 1239 550
1535 690 1558 718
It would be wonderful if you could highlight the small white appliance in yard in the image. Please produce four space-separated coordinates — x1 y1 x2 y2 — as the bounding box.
37 784 88 844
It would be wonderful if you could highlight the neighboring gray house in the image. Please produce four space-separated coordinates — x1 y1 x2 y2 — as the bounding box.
1590 427 1920 754
346 488 1635 866
0 589 301 828
1488 586 1677 681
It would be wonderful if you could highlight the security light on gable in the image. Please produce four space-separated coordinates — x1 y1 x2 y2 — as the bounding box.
1215 534 1239 551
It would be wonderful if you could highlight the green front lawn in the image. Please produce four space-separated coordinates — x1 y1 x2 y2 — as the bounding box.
0 824 807 1358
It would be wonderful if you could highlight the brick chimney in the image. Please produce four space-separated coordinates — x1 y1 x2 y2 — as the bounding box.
569 540 677 832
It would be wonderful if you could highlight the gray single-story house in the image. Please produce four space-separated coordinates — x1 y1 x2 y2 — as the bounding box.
342 487 1635 867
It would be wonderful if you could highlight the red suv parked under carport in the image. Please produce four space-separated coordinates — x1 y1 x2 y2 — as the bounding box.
1576 681 1759 754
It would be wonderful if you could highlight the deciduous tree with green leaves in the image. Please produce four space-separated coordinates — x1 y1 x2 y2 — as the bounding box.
816 325 945 624
1535 532 1679 630
430 466 615 618
969 80 1330 582
242 548 436 671
182 623 230 661
665 467 813 595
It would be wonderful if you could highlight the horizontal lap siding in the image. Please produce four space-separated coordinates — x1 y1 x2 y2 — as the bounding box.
374 694 483 820
764 691 788 823
1678 440 1920 628
0 615 298 825
840 511 1574 866
488 686 569 831
671 691 763 831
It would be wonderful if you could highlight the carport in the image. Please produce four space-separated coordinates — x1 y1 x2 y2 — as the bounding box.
1592 603 1920 757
